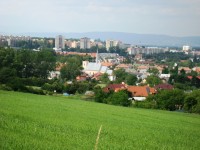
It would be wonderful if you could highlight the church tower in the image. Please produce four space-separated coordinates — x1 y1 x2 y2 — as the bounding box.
96 48 99 63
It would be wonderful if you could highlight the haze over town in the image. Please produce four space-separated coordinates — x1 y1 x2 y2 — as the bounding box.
0 0 200 36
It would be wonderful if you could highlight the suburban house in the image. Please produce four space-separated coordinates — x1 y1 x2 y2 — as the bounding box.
193 67 200 74
92 72 103 81
127 86 156 101
101 62 113 68
103 84 127 93
159 74 171 82
134 54 143 61
115 64 131 70
137 65 149 74
103 84 156 101
154 84 174 90
178 67 191 74
48 71 60 80
187 76 200 80
48 63 64 79
76 73 88 81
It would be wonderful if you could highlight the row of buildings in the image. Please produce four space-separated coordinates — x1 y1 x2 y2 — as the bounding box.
54 35 168 55
0 34 194 56
127 46 169 55
0 35 31 47
55 35 131 51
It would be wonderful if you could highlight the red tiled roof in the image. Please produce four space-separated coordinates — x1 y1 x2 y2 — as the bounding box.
127 86 150 97
150 87 157 94
187 76 200 80
92 73 103 80
57 52 96 58
178 67 191 71
154 84 173 90
187 76 193 80
101 62 113 67
103 84 127 92
76 75 87 81
116 64 130 69
138 65 149 70
196 67 200 73
55 63 65 71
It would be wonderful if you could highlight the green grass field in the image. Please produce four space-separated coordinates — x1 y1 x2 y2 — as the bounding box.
0 90 200 150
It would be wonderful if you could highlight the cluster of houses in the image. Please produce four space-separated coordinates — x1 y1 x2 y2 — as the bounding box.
49 51 200 101
102 82 174 101
50 51 200 82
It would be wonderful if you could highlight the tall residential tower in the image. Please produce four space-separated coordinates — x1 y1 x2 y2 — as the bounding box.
80 37 91 49
55 35 65 50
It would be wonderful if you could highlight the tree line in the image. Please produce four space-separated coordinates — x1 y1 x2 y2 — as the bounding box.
0 47 56 93
134 89 200 114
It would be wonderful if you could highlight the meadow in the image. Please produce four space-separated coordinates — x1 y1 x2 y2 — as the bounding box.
0 90 200 149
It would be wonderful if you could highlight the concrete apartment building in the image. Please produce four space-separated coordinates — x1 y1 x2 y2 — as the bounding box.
182 45 192 51
106 40 121 51
5 36 31 47
55 35 65 50
80 37 91 49
127 46 168 55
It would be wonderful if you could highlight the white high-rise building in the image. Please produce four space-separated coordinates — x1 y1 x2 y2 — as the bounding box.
127 46 168 55
55 35 65 50
106 40 121 51
80 37 91 49
182 45 191 51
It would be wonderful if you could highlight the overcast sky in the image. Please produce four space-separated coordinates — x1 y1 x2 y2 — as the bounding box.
0 0 200 36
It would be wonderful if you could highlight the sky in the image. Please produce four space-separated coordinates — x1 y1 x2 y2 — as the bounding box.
0 0 200 36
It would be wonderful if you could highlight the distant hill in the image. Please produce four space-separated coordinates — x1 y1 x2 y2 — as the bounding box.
66 32 200 47
2 32 200 47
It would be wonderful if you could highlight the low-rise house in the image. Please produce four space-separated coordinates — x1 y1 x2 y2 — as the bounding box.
48 71 60 79
134 54 143 61
160 74 170 78
48 63 64 79
101 62 113 68
178 67 191 74
193 67 200 74
154 84 174 90
137 73 148 80
76 74 88 81
103 84 156 101
115 64 131 70
159 74 171 82
187 76 200 80
92 72 103 81
127 86 156 101
103 84 127 93
137 65 149 74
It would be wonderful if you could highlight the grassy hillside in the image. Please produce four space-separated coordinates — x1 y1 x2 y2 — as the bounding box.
0 90 200 150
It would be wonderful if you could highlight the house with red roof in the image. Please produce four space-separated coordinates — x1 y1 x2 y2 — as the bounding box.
115 64 131 70
154 84 174 90
103 84 127 93
137 65 149 74
103 84 156 101
127 86 156 101
178 67 191 74
76 73 88 81
187 76 200 80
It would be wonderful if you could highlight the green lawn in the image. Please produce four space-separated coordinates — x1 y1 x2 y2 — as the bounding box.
0 90 200 150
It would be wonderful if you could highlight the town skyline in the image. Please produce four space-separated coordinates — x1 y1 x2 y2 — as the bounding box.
0 0 200 37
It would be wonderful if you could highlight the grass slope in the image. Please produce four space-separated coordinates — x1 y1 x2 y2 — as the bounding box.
0 90 200 150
